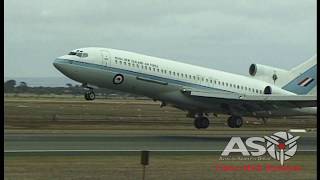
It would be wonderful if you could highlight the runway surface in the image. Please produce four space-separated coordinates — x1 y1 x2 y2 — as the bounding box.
4 131 316 152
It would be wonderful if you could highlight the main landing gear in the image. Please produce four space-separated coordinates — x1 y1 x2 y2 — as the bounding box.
227 116 243 128
84 89 95 101
191 112 243 129
193 114 210 129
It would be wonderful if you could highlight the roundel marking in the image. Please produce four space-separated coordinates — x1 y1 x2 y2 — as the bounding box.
113 74 124 85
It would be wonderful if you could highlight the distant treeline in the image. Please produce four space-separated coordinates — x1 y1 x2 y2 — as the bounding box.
4 79 140 97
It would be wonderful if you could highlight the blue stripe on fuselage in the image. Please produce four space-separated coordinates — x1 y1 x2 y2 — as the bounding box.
54 59 232 93
282 65 317 94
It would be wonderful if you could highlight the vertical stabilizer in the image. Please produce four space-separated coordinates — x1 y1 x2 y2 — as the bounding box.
282 55 317 95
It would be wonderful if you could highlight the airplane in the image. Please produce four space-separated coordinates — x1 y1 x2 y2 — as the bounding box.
53 47 317 129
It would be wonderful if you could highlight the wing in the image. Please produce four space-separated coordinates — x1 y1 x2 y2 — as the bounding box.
181 88 317 113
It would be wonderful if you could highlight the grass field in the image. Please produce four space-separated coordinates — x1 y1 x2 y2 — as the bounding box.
4 96 317 180
5 151 316 180
4 96 316 131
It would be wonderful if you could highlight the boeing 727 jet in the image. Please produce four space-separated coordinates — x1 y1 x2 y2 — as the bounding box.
53 47 317 129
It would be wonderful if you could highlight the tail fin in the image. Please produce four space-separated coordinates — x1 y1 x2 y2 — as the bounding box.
282 54 317 95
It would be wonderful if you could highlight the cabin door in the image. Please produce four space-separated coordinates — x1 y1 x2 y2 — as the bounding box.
101 50 111 67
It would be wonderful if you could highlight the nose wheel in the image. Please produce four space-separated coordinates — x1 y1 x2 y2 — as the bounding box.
84 90 95 101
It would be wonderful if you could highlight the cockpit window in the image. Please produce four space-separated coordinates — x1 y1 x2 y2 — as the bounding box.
68 51 88 58
68 52 77 55
76 52 82 57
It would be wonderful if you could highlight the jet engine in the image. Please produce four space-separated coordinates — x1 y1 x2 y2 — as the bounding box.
249 64 289 85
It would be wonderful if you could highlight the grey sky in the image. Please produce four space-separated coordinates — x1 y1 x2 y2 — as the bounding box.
4 0 316 78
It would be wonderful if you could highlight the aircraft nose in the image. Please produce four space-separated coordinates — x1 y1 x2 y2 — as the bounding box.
53 57 67 72
53 58 62 69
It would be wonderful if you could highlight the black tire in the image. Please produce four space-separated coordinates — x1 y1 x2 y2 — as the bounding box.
200 117 209 129
194 117 210 129
88 91 95 100
194 117 202 129
227 116 243 128
227 116 234 128
234 117 243 128
84 92 89 100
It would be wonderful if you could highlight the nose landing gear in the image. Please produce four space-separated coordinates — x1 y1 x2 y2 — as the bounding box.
82 83 96 101
84 90 95 101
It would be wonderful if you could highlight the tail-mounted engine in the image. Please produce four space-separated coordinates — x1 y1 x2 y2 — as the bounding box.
249 64 289 84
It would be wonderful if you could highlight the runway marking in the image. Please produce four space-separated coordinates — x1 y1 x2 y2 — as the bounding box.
4 149 317 153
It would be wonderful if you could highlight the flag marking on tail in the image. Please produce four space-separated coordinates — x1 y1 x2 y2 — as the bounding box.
298 77 314 87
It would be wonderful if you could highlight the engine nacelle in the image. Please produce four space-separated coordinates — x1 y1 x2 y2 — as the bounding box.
249 64 289 85
263 85 294 95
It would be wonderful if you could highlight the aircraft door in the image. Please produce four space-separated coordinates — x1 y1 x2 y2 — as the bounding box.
101 50 111 67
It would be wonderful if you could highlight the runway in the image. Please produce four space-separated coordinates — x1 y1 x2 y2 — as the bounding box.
4 131 316 152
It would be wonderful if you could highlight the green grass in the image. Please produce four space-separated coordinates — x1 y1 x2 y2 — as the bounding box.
5 151 316 180
4 96 317 180
4 96 316 131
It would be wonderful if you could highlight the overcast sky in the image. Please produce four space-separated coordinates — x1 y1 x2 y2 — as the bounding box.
4 0 316 78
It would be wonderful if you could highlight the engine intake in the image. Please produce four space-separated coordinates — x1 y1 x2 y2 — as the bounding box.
248 63 289 84
264 86 272 94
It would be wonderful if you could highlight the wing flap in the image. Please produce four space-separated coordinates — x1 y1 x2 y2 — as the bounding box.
183 89 317 108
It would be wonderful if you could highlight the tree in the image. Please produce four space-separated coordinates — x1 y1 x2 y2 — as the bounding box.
4 80 16 92
16 81 28 92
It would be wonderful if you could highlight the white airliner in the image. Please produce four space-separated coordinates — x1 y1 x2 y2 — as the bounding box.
53 47 317 129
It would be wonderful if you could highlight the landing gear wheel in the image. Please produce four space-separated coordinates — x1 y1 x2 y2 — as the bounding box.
194 117 210 129
84 92 89 100
84 91 95 101
227 116 243 128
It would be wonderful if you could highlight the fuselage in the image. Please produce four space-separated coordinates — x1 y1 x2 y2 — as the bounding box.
53 47 316 117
